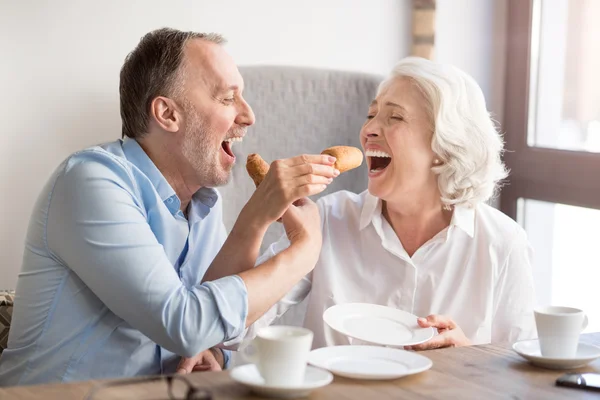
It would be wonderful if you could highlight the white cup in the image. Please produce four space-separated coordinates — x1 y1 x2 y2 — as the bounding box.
534 306 588 358
241 325 313 386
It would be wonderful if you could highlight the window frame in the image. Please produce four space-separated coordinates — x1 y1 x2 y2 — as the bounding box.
500 0 600 219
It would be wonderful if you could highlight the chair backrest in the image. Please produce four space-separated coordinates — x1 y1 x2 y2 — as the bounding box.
0 290 15 355
219 66 383 251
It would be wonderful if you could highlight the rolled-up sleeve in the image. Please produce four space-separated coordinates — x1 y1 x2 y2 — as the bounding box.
46 155 247 358
203 276 248 342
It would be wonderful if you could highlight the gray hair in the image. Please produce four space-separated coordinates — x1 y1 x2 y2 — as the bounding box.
380 57 508 207
119 27 226 139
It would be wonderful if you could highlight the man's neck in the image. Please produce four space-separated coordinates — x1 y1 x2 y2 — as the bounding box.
136 137 199 214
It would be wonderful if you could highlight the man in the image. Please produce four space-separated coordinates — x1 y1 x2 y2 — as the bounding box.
0 28 338 385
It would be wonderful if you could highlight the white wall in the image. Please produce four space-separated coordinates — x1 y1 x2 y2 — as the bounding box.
0 0 411 288
436 0 508 124
436 0 508 211
0 0 507 288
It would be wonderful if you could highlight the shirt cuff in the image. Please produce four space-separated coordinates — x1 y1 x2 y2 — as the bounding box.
222 348 232 369
202 274 248 342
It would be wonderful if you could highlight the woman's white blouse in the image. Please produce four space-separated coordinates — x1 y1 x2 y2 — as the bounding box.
251 190 537 349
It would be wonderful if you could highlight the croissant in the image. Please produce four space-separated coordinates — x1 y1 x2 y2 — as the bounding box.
246 153 270 188
246 146 363 187
320 146 363 174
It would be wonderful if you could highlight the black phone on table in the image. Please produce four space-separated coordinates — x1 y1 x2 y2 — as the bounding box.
556 373 600 392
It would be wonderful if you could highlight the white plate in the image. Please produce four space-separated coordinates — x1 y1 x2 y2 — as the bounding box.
230 364 333 398
323 303 434 347
308 345 432 380
513 339 600 370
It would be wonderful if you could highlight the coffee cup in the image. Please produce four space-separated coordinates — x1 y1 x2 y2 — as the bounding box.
241 325 313 386
534 306 588 358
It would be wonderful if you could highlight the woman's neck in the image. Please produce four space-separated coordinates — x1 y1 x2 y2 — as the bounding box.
382 189 452 257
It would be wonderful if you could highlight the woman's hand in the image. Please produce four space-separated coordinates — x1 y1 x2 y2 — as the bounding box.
404 315 472 350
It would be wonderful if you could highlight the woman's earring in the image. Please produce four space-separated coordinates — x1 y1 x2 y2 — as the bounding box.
433 158 441 165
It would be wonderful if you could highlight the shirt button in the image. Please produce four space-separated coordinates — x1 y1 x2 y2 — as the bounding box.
167 198 174 204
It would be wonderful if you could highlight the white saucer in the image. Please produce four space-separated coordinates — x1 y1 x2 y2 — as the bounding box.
308 345 433 380
513 339 600 370
323 303 434 347
230 364 333 398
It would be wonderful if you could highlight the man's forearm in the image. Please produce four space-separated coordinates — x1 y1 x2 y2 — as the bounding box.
239 238 319 326
202 208 268 282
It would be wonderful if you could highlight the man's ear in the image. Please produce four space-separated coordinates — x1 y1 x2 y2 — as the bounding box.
150 96 181 133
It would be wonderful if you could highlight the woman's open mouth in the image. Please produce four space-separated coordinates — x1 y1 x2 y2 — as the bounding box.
365 149 392 176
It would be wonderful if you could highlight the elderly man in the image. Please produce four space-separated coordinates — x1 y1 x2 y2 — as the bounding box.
0 28 338 386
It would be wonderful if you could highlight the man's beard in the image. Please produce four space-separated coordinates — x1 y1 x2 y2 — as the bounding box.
181 102 231 188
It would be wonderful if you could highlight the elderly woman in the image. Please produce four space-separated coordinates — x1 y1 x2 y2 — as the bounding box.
253 57 537 351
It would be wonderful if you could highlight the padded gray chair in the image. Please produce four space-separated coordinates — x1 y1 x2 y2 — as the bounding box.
220 66 384 253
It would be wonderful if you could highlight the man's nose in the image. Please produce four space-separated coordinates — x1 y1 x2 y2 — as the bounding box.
236 98 255 127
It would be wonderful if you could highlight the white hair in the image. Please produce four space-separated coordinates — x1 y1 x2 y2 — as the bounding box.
379 56 508 207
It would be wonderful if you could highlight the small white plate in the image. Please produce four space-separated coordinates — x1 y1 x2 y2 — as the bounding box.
513 339 600 370
308 345 433 380
230 364 333 398
323 303 434 347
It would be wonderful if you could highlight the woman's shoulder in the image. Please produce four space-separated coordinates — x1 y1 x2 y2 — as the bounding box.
474 203 528 243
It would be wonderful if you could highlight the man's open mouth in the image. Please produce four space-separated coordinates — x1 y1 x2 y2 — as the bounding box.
221 136 243 158
365 149 392 173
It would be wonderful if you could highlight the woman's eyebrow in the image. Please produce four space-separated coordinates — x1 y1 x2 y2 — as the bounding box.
370 100 407 112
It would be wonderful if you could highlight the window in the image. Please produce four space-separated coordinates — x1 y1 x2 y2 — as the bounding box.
502 0 600 329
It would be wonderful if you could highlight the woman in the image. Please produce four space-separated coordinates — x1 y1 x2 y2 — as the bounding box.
250 57 536 350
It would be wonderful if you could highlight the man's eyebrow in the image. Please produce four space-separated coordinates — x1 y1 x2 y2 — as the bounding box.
218 84 239 92
211 84 240 98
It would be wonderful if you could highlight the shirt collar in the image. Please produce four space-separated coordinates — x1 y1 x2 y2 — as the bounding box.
359 191 381 230
121 137 218 214
192 187 219 209
450 204 475 238
359 191 475 238
122 137 176 204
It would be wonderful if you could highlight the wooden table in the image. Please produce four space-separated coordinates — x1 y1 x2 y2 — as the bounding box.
2 333 599 400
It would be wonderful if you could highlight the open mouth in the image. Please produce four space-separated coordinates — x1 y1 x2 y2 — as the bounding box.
221 136 243 159
365 149 392 173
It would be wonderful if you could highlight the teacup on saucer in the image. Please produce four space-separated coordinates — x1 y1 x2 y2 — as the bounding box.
230 364 333 399
513 339 600 370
